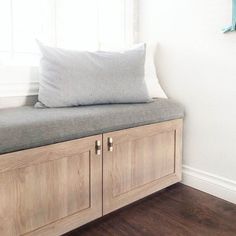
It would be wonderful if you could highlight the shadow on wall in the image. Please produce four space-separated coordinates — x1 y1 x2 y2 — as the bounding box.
153 43 169 97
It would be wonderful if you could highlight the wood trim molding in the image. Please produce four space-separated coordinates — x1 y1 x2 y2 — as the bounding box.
182 165 236 204
0 81 39 98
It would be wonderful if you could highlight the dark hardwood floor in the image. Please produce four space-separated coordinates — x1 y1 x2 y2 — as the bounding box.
64 183 236 236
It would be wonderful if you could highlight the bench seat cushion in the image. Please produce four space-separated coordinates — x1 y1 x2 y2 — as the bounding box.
0 99 184 154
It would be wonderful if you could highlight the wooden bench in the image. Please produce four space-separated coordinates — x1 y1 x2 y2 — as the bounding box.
0 99 184 236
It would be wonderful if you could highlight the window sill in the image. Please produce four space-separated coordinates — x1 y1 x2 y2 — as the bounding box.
0 81 39 98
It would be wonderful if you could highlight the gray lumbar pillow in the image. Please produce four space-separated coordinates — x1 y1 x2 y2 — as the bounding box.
36 42 151 108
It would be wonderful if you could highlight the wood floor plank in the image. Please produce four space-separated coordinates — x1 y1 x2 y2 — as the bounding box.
164 184 236 222
145 193 236 236
64 183 236 236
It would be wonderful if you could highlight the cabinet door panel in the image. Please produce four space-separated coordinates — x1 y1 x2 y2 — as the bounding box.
0 135 102 236
103 119 183 214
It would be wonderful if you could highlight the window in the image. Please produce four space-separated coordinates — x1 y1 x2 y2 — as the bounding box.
0 0 137 97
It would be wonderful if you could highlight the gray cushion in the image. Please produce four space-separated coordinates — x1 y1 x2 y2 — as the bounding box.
0 99 184 154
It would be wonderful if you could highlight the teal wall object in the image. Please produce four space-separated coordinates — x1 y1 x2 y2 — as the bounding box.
223 0 236 33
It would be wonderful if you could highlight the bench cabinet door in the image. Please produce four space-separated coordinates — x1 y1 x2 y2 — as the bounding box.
0 135 102 236
103 119 183 214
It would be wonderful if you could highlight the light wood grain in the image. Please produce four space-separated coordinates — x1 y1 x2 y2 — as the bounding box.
0 135 100 173
103 119 183 214
0 135 102 236
0 119 183 235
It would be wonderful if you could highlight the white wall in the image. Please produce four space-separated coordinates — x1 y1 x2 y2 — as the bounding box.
139 0 236 202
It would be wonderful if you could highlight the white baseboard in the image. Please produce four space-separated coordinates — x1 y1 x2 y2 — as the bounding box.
182 165 236 204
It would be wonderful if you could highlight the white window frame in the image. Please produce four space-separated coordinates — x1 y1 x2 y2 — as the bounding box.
0 0 138 98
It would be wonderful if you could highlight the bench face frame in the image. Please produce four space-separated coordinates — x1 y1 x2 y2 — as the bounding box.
0 119 183 236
